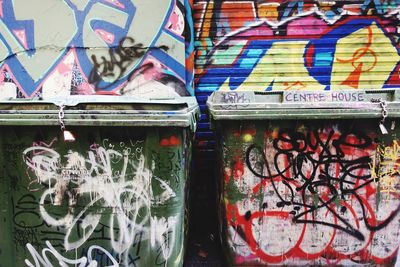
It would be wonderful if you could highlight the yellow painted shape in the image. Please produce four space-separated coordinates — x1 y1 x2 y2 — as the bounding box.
258 3 279 22
219 41 324 91
242 134 253 143
331 22 400 90
370 140 400 194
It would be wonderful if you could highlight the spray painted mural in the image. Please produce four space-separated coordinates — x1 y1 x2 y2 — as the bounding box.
193 4 400 263
194 0 400 92
0 126 191 266
219 121 400 266
0 0 194 99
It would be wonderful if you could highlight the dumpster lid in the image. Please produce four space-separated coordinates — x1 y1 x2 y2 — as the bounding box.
207 89 400 121
0 95 200 132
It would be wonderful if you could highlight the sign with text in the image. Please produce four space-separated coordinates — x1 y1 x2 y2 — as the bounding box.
284 91 366 103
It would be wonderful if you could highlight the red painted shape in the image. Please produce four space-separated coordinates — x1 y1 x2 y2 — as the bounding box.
233 157 244 179
222 2 256 32
94 90 119 95
169 135 181 146
305 43 314 68
284 81 306 90
160 138 170 146
243 129 256 136
160 136 181 147
341 62 363 89
386 63 400 85
233 131 241 138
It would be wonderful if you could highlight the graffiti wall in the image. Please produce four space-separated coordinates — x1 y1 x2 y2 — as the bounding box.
0 126 191 266
0 0 194 99
194 0 400 92
192 3 400 264
218 120 400 266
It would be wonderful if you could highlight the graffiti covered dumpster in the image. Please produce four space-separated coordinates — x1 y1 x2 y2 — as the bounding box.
207 90 400 266
0 96 199 267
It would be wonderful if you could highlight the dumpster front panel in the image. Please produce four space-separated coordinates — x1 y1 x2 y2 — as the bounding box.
218 120 400 266
0 125 191 267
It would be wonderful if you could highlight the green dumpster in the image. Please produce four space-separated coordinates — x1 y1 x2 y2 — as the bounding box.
207 90 400 266
0 96 199 267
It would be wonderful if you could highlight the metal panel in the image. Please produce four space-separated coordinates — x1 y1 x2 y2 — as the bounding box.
194 1 400 266
216 119 400 266
0 125 192 267
207 90 400 121
0 96 199 266
0 96 200 131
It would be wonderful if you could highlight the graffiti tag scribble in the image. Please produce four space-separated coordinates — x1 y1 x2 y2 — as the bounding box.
25 241 119 267
88 37 169 90
245 129 400 241
23 142 177 265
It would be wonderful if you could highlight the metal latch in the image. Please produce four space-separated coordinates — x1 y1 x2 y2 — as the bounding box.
371 98 388 134
58 104 76 142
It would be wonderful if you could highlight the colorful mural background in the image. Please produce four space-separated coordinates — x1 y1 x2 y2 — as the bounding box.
0 0 194 98
194 0 400 92
0 1 197 266
193 1 400 266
